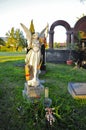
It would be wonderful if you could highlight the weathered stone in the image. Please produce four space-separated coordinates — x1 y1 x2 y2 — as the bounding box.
23 82 44 99
68 82 86 99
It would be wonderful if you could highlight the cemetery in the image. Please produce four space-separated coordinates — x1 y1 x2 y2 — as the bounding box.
0 16 86 130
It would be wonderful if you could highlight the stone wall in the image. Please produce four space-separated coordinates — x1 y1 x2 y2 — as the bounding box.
45 49 78 64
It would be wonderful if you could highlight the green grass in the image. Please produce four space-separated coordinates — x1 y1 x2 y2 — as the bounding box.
0 52 86 130
0 51 26 62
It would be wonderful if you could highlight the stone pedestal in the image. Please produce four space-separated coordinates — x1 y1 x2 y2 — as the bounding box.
23 82 44 99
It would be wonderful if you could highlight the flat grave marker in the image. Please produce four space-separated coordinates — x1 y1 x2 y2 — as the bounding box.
68 82 86 99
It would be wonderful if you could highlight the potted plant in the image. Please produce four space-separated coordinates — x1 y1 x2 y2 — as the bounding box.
66 53 73 65
66 44 74 65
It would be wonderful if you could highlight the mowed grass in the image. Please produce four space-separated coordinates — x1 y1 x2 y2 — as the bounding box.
0 51 26 62
0 52 86 130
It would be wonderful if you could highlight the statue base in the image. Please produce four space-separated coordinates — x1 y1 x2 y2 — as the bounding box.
22 82 44 100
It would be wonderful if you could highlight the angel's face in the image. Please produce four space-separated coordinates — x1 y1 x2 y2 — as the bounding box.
32 32 39 39
32 32 40 47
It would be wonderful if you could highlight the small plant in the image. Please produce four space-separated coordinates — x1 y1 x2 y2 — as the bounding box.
66 43 75 65
54 42 60 48
68 51 74 60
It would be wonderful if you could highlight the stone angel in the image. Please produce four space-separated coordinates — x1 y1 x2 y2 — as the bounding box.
20 23 49 87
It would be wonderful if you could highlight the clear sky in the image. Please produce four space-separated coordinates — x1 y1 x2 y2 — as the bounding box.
0 0 86 42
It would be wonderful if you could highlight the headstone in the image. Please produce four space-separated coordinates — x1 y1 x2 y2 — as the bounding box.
68 82 86 99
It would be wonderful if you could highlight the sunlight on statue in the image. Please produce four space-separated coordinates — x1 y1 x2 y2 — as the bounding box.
20 21 49 87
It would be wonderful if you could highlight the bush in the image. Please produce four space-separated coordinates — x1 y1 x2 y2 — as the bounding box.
54 42 60 48
0 46 23 52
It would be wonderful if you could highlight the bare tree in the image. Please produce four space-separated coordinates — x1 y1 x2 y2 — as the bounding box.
80 0 86 4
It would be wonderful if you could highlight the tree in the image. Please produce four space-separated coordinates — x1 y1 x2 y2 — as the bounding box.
80 0 86 6
76 13 85 20
80 0 86 3
0 38 5 46
76 0 86 20
6 27 26 51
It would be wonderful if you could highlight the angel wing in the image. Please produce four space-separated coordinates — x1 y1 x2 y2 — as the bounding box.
20 23 32 43
45 23 49 38
39 23 49 38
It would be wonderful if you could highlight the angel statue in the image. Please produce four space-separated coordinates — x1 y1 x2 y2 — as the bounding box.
20 22 49 87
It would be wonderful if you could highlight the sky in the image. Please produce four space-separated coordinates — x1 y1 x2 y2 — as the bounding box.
0 0 86 42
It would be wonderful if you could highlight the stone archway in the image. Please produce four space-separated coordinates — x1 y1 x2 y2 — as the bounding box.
74 16 86 43
74 16 86 31
49 20 71 48
46 16 86 64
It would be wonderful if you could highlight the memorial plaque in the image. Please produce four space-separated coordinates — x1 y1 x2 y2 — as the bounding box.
68 82 86 99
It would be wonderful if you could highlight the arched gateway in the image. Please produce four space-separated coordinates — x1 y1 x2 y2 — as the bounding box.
49 16 86 48
47 16 86 64
49 20 71 48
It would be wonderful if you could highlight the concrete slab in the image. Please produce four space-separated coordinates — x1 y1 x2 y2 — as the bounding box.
68 82 86 99
23 82 44 99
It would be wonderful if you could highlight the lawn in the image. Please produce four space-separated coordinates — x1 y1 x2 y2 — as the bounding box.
0 52 86 130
